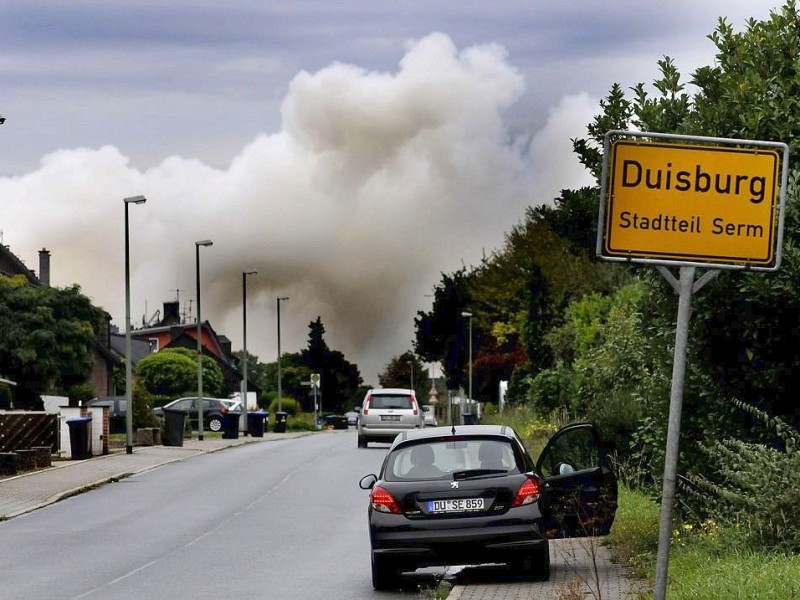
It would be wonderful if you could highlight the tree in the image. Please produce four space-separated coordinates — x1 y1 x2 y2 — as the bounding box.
0 276 104 408
231 349 270 393
415 192 630 403
414 269 473 390
300 317 363 413
136 346 224 402
378 351 430 401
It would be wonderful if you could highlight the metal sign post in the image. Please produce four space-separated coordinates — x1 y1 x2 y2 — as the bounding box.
310 373 321 429
652 266 718 600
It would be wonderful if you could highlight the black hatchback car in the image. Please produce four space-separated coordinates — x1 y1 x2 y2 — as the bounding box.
359 423 618 590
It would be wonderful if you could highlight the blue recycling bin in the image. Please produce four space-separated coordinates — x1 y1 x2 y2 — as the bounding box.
66 416 92 459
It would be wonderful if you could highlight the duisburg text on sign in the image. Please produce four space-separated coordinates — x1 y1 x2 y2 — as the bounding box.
604 140 781 266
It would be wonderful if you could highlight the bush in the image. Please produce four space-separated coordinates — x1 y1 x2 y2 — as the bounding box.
684 399 800 553
529 365 578 415
287 412 317 431
268 396 301 416
132 380 158 429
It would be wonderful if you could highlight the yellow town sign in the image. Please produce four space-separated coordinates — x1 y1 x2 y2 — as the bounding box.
600 133 788 270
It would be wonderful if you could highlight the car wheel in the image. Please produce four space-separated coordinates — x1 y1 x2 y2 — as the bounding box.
358 436 368 448
510 543 550 581
371 552 401 590
208 416 223 432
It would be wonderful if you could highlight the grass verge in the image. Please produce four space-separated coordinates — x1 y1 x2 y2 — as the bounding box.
607 486 800 599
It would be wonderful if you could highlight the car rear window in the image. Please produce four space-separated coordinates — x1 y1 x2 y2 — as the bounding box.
384 439 520 481
369 394 413 410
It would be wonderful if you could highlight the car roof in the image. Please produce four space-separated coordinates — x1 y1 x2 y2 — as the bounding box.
367 388 413 394
88 396 124 405
391 424 516 446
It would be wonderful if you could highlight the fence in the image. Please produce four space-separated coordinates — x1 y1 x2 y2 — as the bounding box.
0 412 58 452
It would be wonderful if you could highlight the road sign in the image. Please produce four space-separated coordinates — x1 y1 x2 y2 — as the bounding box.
310 373 321 388
598 131 789 270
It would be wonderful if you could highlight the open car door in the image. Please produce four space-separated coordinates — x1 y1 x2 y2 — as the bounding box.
535 422 618 539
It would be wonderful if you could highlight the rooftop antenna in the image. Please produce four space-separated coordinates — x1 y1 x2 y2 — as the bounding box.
185 298 194 322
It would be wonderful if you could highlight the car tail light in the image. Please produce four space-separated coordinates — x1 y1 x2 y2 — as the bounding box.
511 477 540 507
371 486 402 514
412 397 419 416
363 395 371 415
220 406 228 414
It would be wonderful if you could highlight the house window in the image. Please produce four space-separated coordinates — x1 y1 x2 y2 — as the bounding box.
148 338 159 353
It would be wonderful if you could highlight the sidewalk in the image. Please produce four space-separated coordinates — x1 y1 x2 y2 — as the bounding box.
446 538 646 599
0 432 309 520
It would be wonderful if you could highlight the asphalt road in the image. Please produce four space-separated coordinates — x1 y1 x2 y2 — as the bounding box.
0 431 443 599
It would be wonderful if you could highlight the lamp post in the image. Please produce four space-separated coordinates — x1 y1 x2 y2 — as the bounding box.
241 270 257 433
195 239 213 441
277 296 289 413
124 195 146 454
407 359 414 395
461 311 473 424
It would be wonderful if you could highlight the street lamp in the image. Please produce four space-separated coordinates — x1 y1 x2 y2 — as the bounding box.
195 239 213 441
241 270 257 433
407 359 414 395
461 311 473 424
124 195 146 454
277 296 289 413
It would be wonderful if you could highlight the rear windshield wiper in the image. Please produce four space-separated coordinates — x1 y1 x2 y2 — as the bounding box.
452 469 508 479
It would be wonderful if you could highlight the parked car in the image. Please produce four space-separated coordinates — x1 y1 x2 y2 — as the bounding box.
153 397 232 432
422 404 437 427
87 396 126 433
344 410 360 426
357 388 424 448
358 422 618 590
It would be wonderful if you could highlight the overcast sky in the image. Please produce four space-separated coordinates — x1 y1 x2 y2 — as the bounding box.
0 1 781 385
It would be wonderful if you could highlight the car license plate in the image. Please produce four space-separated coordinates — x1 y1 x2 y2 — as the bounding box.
381 415 401 422
428 498 485 513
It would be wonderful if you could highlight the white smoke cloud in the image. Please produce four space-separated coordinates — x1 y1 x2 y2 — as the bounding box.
0 32 595 383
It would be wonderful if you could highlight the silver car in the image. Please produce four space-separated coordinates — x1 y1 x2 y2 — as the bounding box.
357 388 423 448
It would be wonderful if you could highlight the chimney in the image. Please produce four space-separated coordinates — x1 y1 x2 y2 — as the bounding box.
162 301 181 325
38 248 51 286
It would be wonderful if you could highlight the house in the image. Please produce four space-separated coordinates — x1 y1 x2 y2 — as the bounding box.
127 301 245 395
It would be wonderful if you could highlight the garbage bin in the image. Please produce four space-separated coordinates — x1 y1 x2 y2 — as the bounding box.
162 408 186 447
462 412 476 425
222 411 241 439
247 411 267 437
274 411 288 433
66 416 92 460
